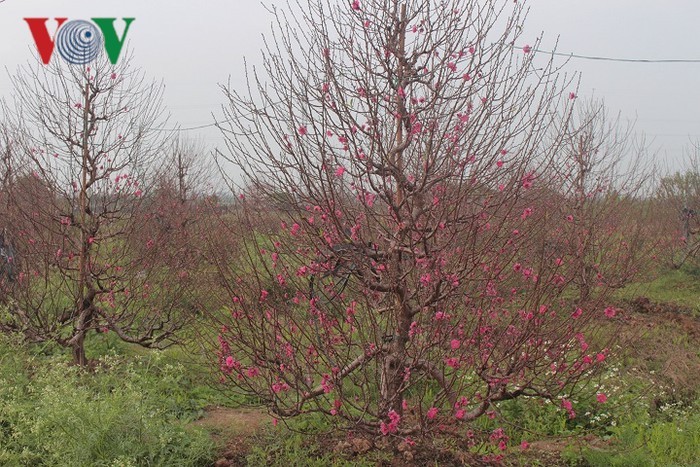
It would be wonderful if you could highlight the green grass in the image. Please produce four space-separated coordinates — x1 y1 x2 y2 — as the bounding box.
575 397 700 466
617 266 700 314
0 335 216 466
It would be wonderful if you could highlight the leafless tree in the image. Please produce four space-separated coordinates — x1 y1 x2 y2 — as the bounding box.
541 100 654 301
656 151 700 268
0 54 197 365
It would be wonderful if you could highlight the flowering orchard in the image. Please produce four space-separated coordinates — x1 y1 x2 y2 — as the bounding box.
0 56 200 365
207 0 645 439
655 163 700 268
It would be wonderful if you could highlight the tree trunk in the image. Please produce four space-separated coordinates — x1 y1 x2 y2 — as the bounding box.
379 2 409 419
72 333 87 366
70 295 95 366
380 311 411 416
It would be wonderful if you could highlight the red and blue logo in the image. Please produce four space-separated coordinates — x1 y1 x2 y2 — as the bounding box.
24 18 134 65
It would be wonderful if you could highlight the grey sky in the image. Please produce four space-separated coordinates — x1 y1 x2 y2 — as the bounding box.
1 1 698 171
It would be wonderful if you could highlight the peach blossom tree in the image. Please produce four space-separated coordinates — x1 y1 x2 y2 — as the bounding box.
0 55 198 365
208 0 625 440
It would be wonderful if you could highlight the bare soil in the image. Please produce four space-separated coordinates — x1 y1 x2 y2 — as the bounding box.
193 406 270 466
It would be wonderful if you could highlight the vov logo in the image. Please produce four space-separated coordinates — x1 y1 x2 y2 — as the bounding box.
24 18 135 65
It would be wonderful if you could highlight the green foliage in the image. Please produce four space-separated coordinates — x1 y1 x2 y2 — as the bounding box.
493 398 573 440
0 337 214 466
577 398 700 466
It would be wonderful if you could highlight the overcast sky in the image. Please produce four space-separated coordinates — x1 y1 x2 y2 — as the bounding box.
1 1 698 172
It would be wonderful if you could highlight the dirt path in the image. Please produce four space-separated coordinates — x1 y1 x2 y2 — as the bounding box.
193 406 271 466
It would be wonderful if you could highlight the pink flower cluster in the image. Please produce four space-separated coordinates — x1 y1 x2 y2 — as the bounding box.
380 409 401 435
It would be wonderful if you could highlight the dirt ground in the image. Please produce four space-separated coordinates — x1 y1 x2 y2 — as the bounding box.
193 406 270 466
